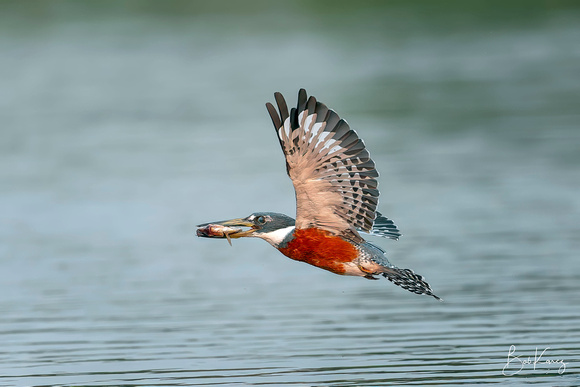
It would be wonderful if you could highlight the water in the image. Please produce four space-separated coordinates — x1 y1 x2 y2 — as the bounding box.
1 2 580 385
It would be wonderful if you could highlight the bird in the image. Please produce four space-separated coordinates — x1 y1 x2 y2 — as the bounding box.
197 89 440 300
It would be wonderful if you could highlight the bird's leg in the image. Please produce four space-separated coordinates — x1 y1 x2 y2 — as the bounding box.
358 263 380 280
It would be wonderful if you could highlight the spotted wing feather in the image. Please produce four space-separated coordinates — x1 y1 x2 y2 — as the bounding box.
364 211 401 240
266 89 379 242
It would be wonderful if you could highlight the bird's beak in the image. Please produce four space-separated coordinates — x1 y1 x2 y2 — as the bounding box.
196 218 257 245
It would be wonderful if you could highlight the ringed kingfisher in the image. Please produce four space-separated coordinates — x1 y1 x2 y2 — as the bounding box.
197 89 440 300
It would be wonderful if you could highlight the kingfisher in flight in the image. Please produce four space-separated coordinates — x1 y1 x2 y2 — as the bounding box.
197 89 440 300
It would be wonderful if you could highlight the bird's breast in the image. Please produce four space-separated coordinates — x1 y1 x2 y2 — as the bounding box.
277 228 359 275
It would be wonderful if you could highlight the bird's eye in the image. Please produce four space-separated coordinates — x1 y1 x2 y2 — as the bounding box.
256 216 266 224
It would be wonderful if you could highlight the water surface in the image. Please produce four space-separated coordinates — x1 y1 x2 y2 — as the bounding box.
1 2 579 385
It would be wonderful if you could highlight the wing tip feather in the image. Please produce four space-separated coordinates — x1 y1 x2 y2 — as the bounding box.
266 102 281 129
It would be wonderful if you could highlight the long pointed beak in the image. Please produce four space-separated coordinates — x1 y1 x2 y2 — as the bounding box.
196 217 257 243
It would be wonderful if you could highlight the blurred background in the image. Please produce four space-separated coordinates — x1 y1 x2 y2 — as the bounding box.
1 1 579 385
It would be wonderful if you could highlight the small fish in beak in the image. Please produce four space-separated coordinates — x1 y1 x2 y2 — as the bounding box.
196 224 242 246
196 218 257 246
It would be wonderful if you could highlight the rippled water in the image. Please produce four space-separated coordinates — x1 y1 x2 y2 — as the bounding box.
1 2 580 386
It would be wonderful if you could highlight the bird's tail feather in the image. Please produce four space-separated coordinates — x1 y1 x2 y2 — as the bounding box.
382 267 442 301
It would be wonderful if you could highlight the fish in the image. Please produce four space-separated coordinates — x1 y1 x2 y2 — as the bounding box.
196 223 243 246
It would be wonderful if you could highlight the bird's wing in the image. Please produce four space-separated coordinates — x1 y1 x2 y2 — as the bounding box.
363 211 401 240
266 89 379 242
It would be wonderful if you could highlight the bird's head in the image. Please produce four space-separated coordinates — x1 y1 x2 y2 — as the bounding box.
197 212 295 247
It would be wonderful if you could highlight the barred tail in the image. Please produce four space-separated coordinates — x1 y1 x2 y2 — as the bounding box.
382 267 442 301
